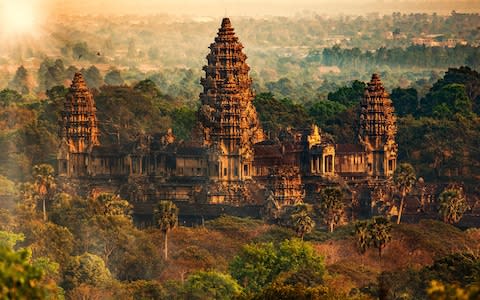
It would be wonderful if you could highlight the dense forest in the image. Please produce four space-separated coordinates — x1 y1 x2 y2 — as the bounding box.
0 11 480 299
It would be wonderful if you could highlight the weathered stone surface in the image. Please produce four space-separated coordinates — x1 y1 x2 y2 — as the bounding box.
57 19 399 222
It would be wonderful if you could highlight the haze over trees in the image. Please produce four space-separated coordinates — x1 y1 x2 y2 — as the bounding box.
0 9 478 299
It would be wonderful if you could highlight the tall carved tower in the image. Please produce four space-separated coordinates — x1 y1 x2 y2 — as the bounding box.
359 74 397 178
197 18 264 185
58 72 99 177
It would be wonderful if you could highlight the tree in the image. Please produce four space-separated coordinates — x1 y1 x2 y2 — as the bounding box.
327 80 366 108
104 69 124 86
84 65 103 89
393 163 416 224
62 253 112 291
229 239 325 293
308 100 347 126
354 217 392 258
154 201 178 260
291 210 315 239
91 193 133 267
391 87 418 117
228 242 277 293
0 89 23 107
317 187 345 232
32 164 56 222
427 280 480 300
354 220 370 257
438 188 469 224
127 280 166 300
183 270 243 300
369 216 392 257
0 232 58 299
253 93 311 136
420 83 473 118
0 246 50 299
8 65 31 94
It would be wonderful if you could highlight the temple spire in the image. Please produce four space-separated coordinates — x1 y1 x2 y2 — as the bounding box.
60 72 99 153
359 73 397 177
196 17 264 187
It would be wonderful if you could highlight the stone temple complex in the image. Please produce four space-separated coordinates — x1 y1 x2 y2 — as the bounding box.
57 18 398 222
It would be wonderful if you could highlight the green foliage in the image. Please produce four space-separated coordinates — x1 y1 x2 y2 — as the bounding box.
368 217 392 258
96 193 132 217
95 84 173 145
0 231 24 249
290 209 315 239
254 226 295 244
62 253 113 291
183 270 243 300
154 200 178 234
170 106 196 140
308 99 347 126
427 280 480 300
391 87 418 117
327 80 365 108
229 238 325 293
0 89 23 107
379 253 480 299
393 163 416 224
229 242 277 293
155 200 178 260
0 175 16 196
317 187 345 232
83 65 103 89
421 83 473 118
438 188 469 224
354 217 392 257
393 163 417 196
206 215 264 239
0 246 54 299
251 282 331 300
127 280 166 300
104 69 124 86
8 66 31 95
18 221 74 269
253 92 311 136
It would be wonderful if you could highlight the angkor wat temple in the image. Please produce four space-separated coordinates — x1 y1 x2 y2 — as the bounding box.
57 18 398 222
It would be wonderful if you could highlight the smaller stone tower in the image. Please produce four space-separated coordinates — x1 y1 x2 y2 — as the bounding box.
58 72 99 177
359 74 397 178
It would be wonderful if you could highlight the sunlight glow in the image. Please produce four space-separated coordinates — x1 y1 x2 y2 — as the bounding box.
0 0 41 37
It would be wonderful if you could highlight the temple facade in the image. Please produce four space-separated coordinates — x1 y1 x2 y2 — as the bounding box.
57 18 397 220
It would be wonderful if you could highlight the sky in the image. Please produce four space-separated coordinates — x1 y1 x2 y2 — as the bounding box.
43 0 480 16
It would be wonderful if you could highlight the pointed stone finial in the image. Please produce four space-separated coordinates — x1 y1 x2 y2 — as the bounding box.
70 72 88 91
221 17 232 29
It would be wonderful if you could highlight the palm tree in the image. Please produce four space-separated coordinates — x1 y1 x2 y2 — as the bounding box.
32 164 56 222
369 217 392 257
438 188 468 224
154 200 178 260
318 187 344 232
355 220 370 256
393 163 416 224
291 209 315 240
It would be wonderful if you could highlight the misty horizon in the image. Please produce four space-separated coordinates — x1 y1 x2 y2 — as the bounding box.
44 0 480 17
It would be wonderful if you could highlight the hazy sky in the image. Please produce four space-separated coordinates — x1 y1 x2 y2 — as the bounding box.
45 0 480 16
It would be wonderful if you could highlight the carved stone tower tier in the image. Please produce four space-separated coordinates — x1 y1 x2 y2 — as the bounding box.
359 73 397 178
197 18 264 184
58 72 99 177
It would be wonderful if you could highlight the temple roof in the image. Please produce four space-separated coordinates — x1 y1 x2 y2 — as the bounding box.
70 72 89 92
336 144 365 153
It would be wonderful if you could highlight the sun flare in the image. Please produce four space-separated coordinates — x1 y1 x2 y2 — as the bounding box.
0 0 40 37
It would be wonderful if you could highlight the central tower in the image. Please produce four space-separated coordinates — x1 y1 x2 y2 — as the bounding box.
359 73 397 178
197 18 264 185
